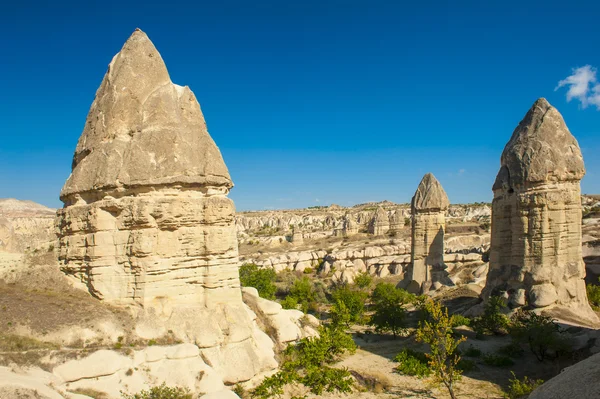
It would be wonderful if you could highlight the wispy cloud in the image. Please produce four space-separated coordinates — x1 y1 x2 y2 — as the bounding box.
555 65 600 109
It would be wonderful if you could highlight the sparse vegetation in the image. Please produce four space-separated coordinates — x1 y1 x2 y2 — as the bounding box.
482 353 515 367
504 371 544 399
354 271 373 290
509 309 571 362
251 323 356 398
0 334 58 351
121 383 192 399
416 298 466 399
586 277 600 310
239 263 277 300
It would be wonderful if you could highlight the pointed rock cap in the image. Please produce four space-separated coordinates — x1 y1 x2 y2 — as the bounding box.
373 206 388 222
60 29 232 201
412 173 450 211
496 98 585 190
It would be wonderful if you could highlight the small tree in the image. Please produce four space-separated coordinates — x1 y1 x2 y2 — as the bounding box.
472 296 511 337
331 285 368 326
354 271 373 290
369 283 413 337
289 276 316 313
416 299 466 399
509 310 571 362
239 263 277 300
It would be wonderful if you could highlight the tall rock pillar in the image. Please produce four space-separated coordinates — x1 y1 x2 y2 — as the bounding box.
55 29 281 382
408 173 449 293
482 98 597 325
369 207 390 236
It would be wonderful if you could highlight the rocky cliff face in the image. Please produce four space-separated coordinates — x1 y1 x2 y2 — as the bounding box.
482 98 597 325
53 29 315 388
0 199 55 253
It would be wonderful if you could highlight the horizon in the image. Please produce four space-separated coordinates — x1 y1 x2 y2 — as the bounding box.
2 1 600 211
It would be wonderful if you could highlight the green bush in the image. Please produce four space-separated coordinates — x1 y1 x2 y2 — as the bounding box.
354 272 373 290
457 358 476 373
303 267 314 274
239 264 277 300
483 353 515 367
288 277 316 313
472 296 510 337
504 371 544 399
121 383 191 399
587 278 600 310
251 324 356 398
369 283 413 337
331 285 368 326
280 295 299 310
451 314 471 327
509 309 571 362
497 342 525 359
393 348 431 377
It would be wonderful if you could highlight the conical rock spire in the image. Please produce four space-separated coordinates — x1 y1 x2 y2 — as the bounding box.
61 29 231 201
412 173 449 211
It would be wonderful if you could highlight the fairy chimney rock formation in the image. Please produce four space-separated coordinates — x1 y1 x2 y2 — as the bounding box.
369 207 389 236
408 173 449 293
342 214 358 237
482 98 598 325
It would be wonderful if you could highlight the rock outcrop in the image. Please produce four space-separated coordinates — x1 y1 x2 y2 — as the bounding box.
481 98 598 325
54 29 292 387
0 199 55 253
342 213 358 237
406 173 450 293
369 207 389 236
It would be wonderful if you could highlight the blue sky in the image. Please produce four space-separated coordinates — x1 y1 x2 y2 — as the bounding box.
1 0 599 210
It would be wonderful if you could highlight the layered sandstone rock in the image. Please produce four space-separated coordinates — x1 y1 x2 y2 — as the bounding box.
55 29 283 385
406 173 450 293
369 207 389 236
481 98 597 325
342 213 358 236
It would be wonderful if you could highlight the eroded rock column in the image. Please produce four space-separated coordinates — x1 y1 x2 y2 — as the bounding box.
408 173 449 293
482 98 597 325
369 207 389 236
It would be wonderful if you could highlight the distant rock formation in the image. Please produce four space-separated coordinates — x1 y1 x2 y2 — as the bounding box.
389 211 404 235
407 173 450 293
369 207 390 235
0 199 55 253
54 29 297 385
481 98 598 325
342 213 358 236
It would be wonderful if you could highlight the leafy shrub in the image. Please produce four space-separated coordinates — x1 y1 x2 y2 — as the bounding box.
393 348 431 377
472 296 510 337
416 298 466 399
369 283 413 337
239 263 277 300
251 324 356 398
504 371 544 399
121 383 191 399
457 358 476 373
483 353 515 367
451 314 471 327
303 267 313 274
280 295 299 310
331 285 368 326
586 278 600 310
354 271 373 290
509 310 571 362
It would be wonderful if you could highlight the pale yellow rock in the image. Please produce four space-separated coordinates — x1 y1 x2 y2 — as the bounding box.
368 207 389 236
406 173 449 293
482 98 598 326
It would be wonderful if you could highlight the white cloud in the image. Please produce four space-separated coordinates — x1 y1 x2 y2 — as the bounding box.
555 65 600 109
458 168 466 175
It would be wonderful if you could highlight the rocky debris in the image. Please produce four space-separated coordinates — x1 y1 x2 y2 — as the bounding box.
406 173 451 293
0 198 56 253
481 98 598 326
53 29 298 387
368 207 390 236
528 352 600 399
